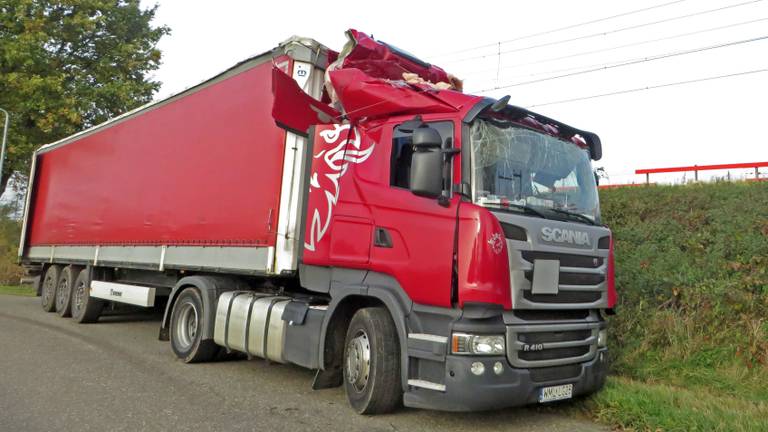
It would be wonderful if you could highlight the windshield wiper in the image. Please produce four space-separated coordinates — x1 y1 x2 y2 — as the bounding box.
546 208 597 226
483 202 547 219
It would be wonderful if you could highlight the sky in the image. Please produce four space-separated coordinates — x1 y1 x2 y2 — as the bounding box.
140 0 767 185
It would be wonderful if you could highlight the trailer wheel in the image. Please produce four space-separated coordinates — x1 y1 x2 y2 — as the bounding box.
170 288 218 363
71 268 103 323
41 265 61 312
343 307 402 414
55 265 80 318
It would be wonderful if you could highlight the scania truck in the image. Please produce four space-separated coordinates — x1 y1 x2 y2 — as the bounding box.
19 29 615 413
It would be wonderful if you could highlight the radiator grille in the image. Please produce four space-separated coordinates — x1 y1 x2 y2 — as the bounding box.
515 249 607 309
529 364 582 382
523 290 602 304
521 251 603 268
507 322 598 368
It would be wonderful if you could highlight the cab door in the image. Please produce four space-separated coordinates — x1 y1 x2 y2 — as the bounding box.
361 120 459 308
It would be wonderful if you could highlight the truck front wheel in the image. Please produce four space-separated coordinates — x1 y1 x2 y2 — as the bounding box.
41 265 61 312
170 288 218 363
343 307 402 414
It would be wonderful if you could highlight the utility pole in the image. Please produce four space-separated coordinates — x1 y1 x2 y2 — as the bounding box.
0 108 9 188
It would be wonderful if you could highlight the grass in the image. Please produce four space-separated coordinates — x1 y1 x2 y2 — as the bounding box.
585 377 768 432
0 285 36 297
578 181 768 431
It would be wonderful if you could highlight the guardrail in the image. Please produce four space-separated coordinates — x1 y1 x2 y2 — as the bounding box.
635 162 768 184
598 183 655 189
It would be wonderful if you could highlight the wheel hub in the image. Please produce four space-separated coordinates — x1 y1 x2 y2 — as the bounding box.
73 281 86 314
56 279 69 309
43 276 55 305
345 330 371 393
174 302 199 350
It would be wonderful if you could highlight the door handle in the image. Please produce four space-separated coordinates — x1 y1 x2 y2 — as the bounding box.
373 227 393 248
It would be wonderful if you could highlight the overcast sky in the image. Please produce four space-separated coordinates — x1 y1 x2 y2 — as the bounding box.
141 0 767 184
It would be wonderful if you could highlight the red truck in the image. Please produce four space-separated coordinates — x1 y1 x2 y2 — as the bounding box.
20 30 615 413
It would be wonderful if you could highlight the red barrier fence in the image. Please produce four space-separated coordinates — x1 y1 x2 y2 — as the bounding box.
598 183 655 189
635 161 768 184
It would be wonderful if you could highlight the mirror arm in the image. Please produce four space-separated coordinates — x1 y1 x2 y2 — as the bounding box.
441 148 461 157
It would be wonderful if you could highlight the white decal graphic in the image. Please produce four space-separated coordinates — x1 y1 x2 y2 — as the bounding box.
488 232 504 255
304 124 375 251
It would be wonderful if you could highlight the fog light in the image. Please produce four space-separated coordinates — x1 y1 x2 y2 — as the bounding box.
598 329 608 348
470 362 485 375
493 361 504 375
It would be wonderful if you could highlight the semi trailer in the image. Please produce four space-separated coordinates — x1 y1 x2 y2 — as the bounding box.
19 29 615 413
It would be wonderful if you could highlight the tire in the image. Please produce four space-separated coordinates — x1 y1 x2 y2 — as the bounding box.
55 265 80 318
71 268 104 323
343 307 402 414
170 288 219 363
41 265 61 312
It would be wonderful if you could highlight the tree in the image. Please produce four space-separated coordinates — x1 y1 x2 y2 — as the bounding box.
0 0 169 191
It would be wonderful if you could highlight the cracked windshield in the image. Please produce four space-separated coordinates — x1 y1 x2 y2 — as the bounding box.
470 119 600 224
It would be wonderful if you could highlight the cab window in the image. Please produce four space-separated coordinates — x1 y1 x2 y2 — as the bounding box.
390 121 453 189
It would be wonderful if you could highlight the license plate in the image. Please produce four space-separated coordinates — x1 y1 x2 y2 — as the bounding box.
538 384 573 403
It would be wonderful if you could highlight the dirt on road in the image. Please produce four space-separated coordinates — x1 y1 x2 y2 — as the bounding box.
0 295 607 432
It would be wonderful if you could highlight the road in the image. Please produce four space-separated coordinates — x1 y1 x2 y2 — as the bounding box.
0 295 607 432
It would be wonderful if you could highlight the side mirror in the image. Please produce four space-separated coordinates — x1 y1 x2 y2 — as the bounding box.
410 126 444 198
412 125 442 147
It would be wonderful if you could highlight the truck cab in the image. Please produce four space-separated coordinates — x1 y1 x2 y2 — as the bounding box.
296 92 613 410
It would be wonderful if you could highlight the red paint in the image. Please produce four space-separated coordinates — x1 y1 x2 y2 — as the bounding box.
635 161 768 174
28 59 288 246
456 203 513 309
271 66 339 133
303 121 458 307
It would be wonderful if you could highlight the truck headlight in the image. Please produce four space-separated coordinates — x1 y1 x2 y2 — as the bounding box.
452 333 505 355
598 328 608 348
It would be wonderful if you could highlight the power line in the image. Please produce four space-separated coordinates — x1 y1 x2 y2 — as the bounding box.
440 0 765 64
460 16 768 79
430 0 690 59
471 34 768 93
524 67 768 108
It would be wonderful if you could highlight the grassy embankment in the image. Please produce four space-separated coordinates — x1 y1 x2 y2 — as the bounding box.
582 181 768 431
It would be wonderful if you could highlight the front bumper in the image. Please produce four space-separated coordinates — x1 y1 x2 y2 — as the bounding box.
403 348 608 412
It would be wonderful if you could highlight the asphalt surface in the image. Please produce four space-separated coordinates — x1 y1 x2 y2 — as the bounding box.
0 295 607 432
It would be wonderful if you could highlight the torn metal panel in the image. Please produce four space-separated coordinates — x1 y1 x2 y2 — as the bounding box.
328 68 459 122
271 67 340 135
